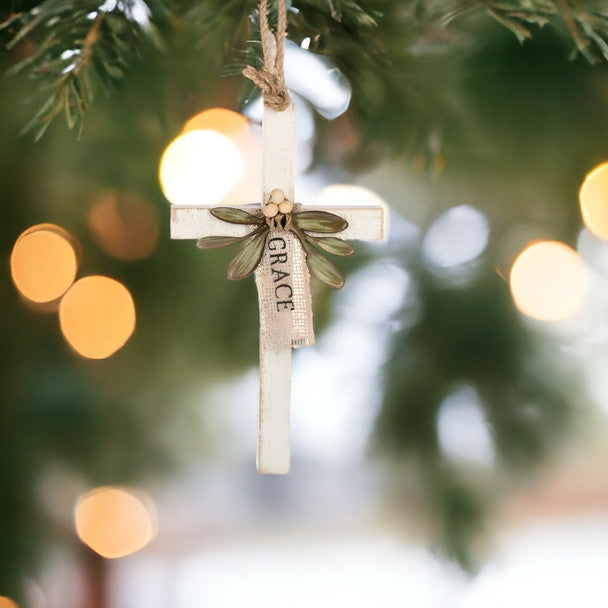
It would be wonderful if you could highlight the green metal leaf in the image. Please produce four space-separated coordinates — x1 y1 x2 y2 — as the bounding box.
309 236 355 257
304 245 345 289
293 211 348 233
211 207 263 225
227 230 268 280
197 234 251 249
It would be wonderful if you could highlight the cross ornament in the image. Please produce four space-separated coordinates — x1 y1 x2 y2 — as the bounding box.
170 103 385 474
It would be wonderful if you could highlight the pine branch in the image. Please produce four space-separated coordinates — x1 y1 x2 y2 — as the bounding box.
2 0 608 143
437 1 608 61
1 1 141 138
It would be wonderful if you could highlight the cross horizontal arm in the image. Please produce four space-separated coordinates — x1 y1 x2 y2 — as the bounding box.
170 204 385 241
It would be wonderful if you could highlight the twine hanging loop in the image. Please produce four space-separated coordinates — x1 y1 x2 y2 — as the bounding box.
243 0 291 111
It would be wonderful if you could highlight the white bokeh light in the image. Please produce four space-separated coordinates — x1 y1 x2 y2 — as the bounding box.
159 130 244 206
577 227 608 276
291 262 410 465
437 385 494 466
422 205 489 268
284 40 351 119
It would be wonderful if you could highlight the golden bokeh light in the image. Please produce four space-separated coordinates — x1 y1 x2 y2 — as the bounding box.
181 108 259 204
580 161 608 240
75 486 157 559
159 130 244 206
10 224 79 303
509 241 588 321
0 597 20 608
88 191 159 260
182 107 251 137
59 276 136 359
317 184 386 207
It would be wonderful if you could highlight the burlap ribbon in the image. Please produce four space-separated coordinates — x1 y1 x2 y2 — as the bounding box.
255 230 315 351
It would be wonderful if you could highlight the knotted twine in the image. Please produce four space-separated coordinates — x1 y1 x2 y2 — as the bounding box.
242 0 291 111
247 0 315 350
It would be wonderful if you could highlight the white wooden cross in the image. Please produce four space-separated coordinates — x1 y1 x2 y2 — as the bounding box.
170 103 385 474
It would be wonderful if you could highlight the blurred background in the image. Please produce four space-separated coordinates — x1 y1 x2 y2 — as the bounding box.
2 1 608 607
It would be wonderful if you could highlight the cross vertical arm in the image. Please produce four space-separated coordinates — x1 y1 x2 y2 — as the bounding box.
255 103 296 474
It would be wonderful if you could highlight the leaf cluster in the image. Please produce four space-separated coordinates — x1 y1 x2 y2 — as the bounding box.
197 206 353 289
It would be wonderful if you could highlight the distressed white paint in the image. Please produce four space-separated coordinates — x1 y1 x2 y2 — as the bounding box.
257 105 296 475
169 105 385 475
